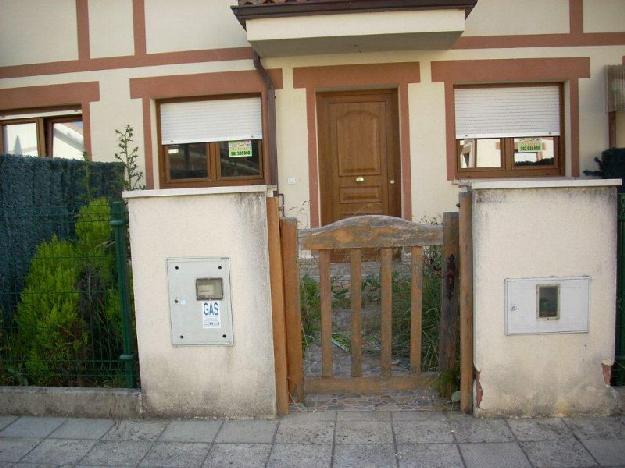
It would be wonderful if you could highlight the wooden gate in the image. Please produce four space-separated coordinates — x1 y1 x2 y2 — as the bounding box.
270 200 473 415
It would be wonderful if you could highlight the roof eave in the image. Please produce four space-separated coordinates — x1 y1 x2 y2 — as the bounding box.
231 0 479 29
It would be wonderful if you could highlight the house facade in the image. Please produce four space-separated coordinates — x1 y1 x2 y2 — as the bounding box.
1 0 624 226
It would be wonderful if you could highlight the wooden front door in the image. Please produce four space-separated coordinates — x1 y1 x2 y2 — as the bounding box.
317 90 401 226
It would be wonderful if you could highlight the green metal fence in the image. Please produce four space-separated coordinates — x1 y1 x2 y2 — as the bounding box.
0 199 137 388
615 193 625 386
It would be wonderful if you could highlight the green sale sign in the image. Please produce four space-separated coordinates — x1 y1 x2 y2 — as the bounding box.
228 140 253 158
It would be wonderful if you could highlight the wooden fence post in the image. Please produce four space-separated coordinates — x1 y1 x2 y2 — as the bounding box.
439 212 459 398
280 217 304 402
267 196 289 415
459 191 474 414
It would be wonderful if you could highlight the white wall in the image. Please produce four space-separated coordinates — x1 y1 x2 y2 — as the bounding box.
583 0 625 32
125 187 277 417
0 0 79 66
88 0 134 58
464 0 570 36
144 0 248 54
472 182 620 417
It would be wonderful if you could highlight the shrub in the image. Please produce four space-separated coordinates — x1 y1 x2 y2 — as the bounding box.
5 198 122 386
12 237 83 385
0 154 124 327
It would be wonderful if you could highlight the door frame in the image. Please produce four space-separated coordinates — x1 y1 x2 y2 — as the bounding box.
316 89 402 226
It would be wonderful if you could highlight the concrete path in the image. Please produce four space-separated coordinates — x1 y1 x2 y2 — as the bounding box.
1 411 624 467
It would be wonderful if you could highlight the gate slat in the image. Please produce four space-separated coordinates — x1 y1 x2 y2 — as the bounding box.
319 250 333 378
350 249 362 377
380 248 393 378
410 246 423 374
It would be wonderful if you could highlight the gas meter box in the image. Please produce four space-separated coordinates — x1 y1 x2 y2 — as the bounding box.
166 257 233 346
505 276 590 336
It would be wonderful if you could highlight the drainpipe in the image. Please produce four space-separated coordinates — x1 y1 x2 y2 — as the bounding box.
253 50 279 193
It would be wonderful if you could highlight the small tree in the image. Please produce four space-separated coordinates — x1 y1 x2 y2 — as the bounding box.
9 199 122 386
114 125 144 191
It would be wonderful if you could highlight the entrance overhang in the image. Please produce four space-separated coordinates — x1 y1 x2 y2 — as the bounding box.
232 0 478 56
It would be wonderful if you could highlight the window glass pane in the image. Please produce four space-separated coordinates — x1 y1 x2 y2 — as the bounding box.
166 143 208 180
458 138 502 169
514 137 556 167
537 285 559 319
3 123 38 156
219 139 262 178
52 120 84 159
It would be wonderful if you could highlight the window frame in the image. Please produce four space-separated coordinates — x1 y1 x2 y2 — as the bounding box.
157 94 266 189
45 115 85 158
0 108 84 158
454 83 565 179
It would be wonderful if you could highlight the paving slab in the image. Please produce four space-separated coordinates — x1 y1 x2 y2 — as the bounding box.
521 438 597 467
280 411 336 423
203 443 272 468
448 415 514 443
335 421 393 445
0 417 17 432
394 420 454 444
396 443 463 468
392 412 448 423
507 418 572 441
460 442 531 468
0 417 65 439
139 442 210 467
6 464 59 467
215 420 277 444
564 417 625 440
103 420 167 441
267 443 332 468
80 440 152 466
49 418 114 440
336 411 391 422
0 438 41 463
275 420 334 445
21 438 95 465
158 420 221 443
580 438 625 466
333 443 397 468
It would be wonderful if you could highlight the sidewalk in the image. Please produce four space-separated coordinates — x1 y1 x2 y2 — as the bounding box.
1 410 624 467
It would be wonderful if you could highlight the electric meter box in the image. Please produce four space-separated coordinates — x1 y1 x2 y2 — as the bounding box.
504 276 590 336
166 257 233 346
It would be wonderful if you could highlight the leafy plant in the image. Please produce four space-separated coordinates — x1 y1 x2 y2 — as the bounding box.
3 198 123 386
331 282 350 309
300 274 321 350
12 237 84 385
114 125 144 191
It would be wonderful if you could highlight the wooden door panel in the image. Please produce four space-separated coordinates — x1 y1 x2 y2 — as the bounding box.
335 105 383 176
339 186 382 203
318 90 400 227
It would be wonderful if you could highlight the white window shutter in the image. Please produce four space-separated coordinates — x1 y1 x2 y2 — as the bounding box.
454 86 561 139
160 97 263 145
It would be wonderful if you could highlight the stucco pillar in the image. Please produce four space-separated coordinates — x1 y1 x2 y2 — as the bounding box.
469 179 621 417
124 186 277 418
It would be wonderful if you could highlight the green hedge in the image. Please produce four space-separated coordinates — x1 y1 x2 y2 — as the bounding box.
0 155 124 323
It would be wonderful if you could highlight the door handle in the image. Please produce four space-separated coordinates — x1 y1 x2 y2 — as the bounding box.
355 177 365 183
389 180 395 185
